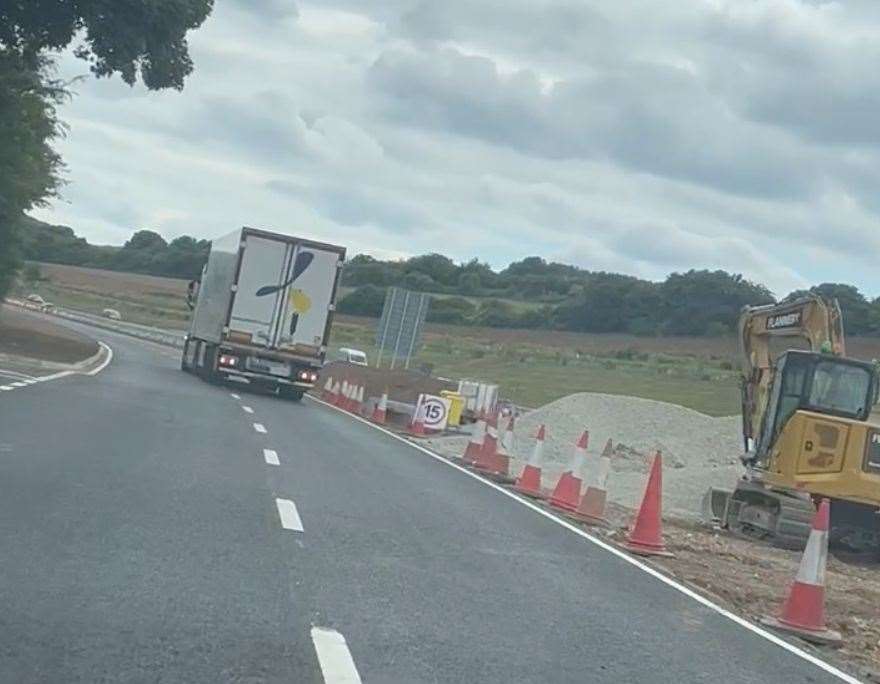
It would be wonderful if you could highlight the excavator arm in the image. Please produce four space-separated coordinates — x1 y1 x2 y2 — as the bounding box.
738 294 845 458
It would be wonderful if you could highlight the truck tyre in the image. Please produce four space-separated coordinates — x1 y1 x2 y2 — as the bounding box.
198 343 220 384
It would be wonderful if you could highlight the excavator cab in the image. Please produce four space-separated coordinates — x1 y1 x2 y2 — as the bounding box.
704 294 880 551
753 351 877 468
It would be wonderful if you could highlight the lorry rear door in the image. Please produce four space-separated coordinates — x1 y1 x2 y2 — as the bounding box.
229 235 289 345
275 246 342 354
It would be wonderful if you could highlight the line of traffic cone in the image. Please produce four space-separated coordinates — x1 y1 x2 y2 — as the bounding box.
760 499 842 646
624 451 673 557
514 424 546 498
549 430 588 513
571 438 613 525
372 390 388 424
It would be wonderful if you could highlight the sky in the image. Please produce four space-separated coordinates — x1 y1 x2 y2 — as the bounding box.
32 0 880 298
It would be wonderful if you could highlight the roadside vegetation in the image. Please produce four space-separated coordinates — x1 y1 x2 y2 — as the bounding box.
20 262 880 416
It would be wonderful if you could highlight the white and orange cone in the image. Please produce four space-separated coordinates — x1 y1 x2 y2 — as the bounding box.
331 380 342 406
760 499 841 645
514 424 546 498
462 414 486 464
549 430 588 513
372 390 388 424
410 401 427 437
338 380 349 408
477 414 511 480
322 377 334 402
473 411 499 470
354 385 365 415
572 438 613 525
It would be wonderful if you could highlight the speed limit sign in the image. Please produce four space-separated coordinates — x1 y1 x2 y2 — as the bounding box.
416 394 452 431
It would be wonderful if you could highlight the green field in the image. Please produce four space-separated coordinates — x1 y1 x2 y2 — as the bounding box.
20 263 743 416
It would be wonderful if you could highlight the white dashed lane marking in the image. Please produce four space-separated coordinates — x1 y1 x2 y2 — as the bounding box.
311 627 362 684
0 386 13 391
10 382 27 388
242 406 254 414
263 449 280 466
253 423 267 434
275 498 303 532
230 393 241 400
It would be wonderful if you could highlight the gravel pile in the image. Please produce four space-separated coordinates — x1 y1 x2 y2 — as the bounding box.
424 392 745 520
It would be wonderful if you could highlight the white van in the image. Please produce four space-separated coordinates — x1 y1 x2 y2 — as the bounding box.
337 347 368 366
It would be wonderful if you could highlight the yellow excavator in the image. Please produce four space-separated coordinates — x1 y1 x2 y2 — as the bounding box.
703 294 880 553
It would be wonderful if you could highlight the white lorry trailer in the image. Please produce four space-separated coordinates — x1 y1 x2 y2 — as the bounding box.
181 227 346 400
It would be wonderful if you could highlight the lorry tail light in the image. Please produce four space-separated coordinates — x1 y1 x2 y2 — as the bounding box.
219 354 239 367
297 370 318 383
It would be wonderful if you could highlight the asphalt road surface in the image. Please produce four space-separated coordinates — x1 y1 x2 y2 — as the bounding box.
0 320 858 683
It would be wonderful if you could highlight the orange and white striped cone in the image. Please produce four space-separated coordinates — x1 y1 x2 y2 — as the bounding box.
624 452 672 557
760 499 842 645
472 412 499 471
462 414 486 464
354 385 365 415
572 438 613 525
338 380 349 408
329 380 341 405
346 384 358 412
322 377 334 402
372 390 388 424
410 401 427 437
477 414 512 481
514 424 546 498
549 431 588 513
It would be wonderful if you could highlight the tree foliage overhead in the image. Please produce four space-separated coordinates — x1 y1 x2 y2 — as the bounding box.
0 0 214 88
0 0 214 300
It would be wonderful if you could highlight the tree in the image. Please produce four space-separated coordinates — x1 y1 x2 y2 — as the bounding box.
0 1 214 298
0 1 215 89
337 285 386 317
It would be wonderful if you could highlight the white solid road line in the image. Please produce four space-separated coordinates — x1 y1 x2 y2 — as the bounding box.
0 386 13 391
311 627 362 684
10 382 27 388
263 449 280 466
253 423 267 434
308 395 862 684
230 393 241 400
242 406 254 414
275 498 303 532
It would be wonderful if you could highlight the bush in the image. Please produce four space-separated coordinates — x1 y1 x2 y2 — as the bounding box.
705 321 731 337
337 285 386 317
427 296 476 324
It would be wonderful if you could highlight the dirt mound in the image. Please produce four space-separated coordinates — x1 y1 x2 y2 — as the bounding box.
425 392 743 519
318 361 457 407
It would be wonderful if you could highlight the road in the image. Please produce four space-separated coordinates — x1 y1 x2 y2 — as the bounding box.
0 319 858 683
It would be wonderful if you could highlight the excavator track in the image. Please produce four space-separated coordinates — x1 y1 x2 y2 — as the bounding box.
703 481 814 551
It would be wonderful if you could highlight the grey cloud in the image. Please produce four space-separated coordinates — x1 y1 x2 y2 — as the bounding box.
369 46 816 199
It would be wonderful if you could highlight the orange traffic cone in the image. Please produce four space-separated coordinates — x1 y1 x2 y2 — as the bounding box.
372 390 388 424
353 385 365 415
624 452 672 557
476 414 511 480
573 438 613 525
760 499 841 645
338 380 349 408
462 413 486 464
473 412 500 471
410 401 427 437
329 380 340 405
549 431 588 513
514 424 546 498
322 377 334 402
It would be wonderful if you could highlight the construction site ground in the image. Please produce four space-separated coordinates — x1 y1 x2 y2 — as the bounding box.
338 382 880 679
